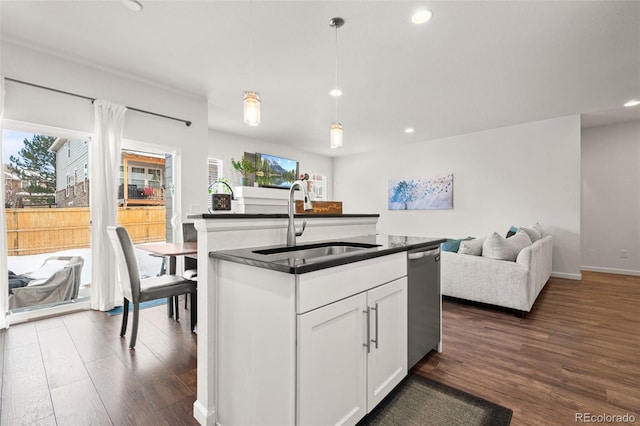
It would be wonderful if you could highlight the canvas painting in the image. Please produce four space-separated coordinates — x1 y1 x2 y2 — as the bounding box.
388 174 453 210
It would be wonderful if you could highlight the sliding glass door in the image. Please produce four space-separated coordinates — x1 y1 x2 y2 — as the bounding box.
2 124 92 321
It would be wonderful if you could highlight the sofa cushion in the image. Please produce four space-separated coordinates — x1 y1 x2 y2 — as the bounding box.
529 222 546 237
482 230 532 261
441 237 473 253
458 237 485 256
520 227 542 242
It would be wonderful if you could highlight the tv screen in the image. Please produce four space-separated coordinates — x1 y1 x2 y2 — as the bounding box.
255 153 299 189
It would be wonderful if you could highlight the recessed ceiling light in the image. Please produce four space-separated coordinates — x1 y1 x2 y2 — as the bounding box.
404 128 415 134
329 89 342 97
122 0 143 12
411 9 433 24
624 99 640 107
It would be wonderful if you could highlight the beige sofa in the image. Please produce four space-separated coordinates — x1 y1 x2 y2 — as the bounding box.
441 235 553 313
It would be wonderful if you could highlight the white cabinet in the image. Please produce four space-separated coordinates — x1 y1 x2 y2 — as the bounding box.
297 277 408 426
297 292 368 426
366 278 408 409
213 252 408 426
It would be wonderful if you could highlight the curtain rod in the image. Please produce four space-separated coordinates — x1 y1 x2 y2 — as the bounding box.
5 77 192 127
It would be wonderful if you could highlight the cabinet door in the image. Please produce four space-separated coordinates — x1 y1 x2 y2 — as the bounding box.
366 277 408 410
297 293 368 426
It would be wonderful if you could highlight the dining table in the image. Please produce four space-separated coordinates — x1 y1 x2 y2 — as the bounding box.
137 241 198 318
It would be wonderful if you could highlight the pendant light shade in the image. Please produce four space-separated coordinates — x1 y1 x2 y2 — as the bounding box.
330 122 343 149
243 91 261 126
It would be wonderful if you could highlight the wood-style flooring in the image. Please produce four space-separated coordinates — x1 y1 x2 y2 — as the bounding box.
1 271 638 425
417 271 640 425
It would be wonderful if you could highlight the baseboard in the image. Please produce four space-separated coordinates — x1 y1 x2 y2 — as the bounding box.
581 266 640 277
193 400 216 426
551 271 582 280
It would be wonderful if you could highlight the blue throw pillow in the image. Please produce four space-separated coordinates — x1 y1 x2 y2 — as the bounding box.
506 226 518 238
441 237 473 253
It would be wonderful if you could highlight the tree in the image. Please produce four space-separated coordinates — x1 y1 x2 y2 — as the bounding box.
390 180 416 209
8 134 56 194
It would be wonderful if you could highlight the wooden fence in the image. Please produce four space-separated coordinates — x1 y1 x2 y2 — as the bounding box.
5 206 166 256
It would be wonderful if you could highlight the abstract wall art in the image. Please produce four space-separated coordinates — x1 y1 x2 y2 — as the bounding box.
388 173 453 210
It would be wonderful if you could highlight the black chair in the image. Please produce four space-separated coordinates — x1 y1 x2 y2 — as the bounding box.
107 226 197 349
181 223 198 308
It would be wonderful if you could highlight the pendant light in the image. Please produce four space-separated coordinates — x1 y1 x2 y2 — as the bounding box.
329 17 344 149
243 0 260 126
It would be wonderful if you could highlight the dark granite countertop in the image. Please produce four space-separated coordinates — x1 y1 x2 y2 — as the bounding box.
209 234 447 274
188 213 380 219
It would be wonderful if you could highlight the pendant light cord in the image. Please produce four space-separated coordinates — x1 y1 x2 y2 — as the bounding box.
249 0 254 91
334 23 339 122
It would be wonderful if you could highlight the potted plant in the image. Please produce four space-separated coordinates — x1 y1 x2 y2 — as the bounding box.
231 156 257 186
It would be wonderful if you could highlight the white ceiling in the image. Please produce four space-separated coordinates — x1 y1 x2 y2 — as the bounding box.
2 0 639 157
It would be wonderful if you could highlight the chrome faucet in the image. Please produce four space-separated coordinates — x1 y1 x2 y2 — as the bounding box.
287 180 313 247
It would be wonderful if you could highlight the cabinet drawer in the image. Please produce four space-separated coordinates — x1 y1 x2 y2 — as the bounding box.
296 252 406 314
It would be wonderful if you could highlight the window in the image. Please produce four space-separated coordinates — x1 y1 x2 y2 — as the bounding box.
67 141 71 159
66 173 75 197
74 169 79 195
207 158 223 210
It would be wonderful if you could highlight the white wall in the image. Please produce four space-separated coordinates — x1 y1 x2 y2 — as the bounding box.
1 41 209 228
581 120 640 275
334 115 582 278
208 129 334 200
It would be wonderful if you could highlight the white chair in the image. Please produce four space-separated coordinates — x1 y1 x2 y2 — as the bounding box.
107 226 197 349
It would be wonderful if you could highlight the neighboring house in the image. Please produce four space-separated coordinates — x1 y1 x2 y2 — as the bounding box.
49 138 88 207
49 138 166 207
4 165 55 208
3 166 22 207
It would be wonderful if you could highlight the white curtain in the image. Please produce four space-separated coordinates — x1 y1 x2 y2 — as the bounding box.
0 77 8 327
90 100 127 311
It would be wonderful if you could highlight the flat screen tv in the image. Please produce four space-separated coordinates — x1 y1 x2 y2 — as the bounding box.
255 153 299 189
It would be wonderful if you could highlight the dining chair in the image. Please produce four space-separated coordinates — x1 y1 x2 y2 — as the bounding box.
181 222 198 309
107 226 197 349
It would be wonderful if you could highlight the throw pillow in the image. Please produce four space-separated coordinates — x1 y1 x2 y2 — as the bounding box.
441 237 473 253
509 230 533 253
520 227 541 242
458 237 485 256
482 231 532 261
506 226 518 238
529 222 546 237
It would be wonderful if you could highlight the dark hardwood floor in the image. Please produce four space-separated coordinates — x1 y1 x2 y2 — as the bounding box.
417 271 640 426
0 299 199 426
1 272 638 425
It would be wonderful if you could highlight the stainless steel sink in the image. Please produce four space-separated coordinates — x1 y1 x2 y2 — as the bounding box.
253 241 380 261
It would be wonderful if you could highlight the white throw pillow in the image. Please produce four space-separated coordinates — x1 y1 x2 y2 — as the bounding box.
529 222 546 237
482 231 531 261
26 259 69 280
458 237 485 256
510 230 532 252
520 227 541 243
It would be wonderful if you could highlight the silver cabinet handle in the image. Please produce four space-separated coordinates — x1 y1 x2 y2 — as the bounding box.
370 303 379 349
363 307 371 353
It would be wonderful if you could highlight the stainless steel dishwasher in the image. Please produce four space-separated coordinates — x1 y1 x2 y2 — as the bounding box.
407 245 441 369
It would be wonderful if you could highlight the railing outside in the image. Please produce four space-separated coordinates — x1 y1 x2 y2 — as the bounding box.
5 206 166 256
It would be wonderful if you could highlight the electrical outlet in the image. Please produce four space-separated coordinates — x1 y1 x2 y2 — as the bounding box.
620 250 628 259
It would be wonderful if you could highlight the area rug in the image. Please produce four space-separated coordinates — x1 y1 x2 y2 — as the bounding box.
359 374 512 426
106 299 167 316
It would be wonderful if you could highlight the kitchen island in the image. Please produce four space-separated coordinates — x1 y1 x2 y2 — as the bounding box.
187 213 444 425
